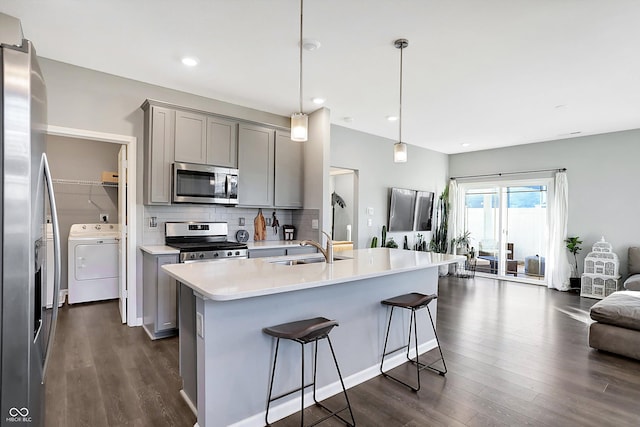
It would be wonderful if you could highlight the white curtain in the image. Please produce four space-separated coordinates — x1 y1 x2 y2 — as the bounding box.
447 179 465 254
548 171 571 290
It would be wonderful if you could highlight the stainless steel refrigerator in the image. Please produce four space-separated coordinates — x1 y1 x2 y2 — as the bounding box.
1 13 61 426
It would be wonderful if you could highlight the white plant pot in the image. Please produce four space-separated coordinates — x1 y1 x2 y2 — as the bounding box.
439 264 449 277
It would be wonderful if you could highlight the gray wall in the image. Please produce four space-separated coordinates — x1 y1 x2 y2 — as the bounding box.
331 125 449 250
449 129 640 277
45 135 120 291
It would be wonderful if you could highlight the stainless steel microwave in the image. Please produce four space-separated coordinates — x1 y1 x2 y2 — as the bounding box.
173 162 239 205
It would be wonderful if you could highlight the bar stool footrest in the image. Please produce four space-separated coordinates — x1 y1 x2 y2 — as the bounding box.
311 403 355 427
409 357 447 376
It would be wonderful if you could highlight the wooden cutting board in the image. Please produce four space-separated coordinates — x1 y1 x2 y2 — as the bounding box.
254 210 266 241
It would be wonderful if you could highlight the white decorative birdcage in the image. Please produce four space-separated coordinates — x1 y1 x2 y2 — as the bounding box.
581 237 620 299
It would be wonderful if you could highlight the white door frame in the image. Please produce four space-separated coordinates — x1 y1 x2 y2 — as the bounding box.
459 177 553 286
46 125 139 326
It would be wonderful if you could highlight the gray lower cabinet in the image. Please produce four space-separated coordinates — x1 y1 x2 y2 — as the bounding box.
142 102 175 205
274 130 304 208
143 252 179 339
248 248 286 258
179 282 197 410
238 124 275 207
248 246 317 258
285 246 318 256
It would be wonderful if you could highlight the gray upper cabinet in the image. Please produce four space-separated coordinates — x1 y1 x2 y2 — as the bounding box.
143 102 175 205
238 124 275 207
142 100 301 208
174 110 207 164
274 130 304 208
207 117 238 168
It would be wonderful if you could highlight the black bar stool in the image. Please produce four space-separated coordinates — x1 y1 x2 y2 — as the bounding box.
263 317 356 427
380 292 447 392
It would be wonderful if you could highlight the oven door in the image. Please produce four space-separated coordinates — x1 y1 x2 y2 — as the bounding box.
173 162 236 204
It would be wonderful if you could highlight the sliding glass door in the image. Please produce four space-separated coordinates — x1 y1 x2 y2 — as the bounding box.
462 179 550 284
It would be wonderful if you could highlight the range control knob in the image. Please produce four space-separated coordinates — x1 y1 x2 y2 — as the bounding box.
227 251 232 256
188 253 196 260
198 253 205 259
235 251 240 256
213 252 219 257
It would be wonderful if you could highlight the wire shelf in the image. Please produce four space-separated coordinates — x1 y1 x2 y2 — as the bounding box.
52 178 118 188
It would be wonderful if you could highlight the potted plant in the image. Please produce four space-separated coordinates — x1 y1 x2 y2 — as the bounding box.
429 185 449 254
453 230 471 255
429 185 450 275
565 236 583 289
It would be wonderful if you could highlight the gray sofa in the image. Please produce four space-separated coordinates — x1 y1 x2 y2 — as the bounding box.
588 247 640 360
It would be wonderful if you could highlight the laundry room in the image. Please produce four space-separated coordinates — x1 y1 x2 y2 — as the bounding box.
45 134 122 305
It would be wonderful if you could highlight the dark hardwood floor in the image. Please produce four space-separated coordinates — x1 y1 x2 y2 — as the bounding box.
46 276 640 426
274 276 640 427
45 301 196 426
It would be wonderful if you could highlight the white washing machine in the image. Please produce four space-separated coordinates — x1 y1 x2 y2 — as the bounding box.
68 223 120 304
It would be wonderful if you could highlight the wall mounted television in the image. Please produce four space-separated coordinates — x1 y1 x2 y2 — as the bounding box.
388 187 435 232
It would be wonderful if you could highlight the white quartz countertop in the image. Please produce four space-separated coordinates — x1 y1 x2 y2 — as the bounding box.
162 248 463 301
139 245 180 255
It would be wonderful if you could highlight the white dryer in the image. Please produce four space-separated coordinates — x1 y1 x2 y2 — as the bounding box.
68 223 120 304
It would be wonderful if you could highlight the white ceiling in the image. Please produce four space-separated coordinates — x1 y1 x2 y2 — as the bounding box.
3 1 640 154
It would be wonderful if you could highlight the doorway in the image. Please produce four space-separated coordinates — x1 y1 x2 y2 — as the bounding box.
461 178 551 285
45 126 137 326
330 167 358 247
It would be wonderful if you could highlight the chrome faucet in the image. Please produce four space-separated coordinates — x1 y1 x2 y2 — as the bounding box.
301 231 334 263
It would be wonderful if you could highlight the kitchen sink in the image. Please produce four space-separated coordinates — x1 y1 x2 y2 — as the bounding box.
269 255 352 266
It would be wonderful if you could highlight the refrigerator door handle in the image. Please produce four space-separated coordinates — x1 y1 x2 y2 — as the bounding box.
41 153 61 381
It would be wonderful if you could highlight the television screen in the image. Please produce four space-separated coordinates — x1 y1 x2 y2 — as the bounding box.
388 187 416 231
414 191 434 231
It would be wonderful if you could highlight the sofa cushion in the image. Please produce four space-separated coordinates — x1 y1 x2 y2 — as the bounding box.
590 291 640 331
624 274 640 291
629 247 640 275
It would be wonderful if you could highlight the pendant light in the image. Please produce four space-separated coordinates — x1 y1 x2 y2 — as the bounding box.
291 0 308 141
393 38 408 163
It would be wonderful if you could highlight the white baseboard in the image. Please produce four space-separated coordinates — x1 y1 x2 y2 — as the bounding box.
227 339 437 427
129 316 143 327
180 389 198 416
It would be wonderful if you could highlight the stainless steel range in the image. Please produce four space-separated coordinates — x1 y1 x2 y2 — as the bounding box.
165 222 248 263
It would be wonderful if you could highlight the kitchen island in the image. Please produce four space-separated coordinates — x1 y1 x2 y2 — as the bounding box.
162 248 461 427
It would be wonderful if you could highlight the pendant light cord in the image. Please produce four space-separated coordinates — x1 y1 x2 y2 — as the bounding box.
298 0 304 114
399 42 403 144
394 39 408 144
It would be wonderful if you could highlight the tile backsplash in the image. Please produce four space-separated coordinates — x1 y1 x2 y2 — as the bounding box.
142 205 319 244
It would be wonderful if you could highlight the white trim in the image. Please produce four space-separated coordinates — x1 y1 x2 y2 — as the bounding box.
45 125 139 327
228 339 437 427
180 389 198 417
459 177 553 286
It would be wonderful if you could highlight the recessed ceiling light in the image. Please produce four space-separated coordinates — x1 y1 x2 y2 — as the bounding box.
387 116 398 122
343 117 354 123
461 143 471 147
181 57 199 67
312 97 325 105
569 131 581 135
302 38 321 51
